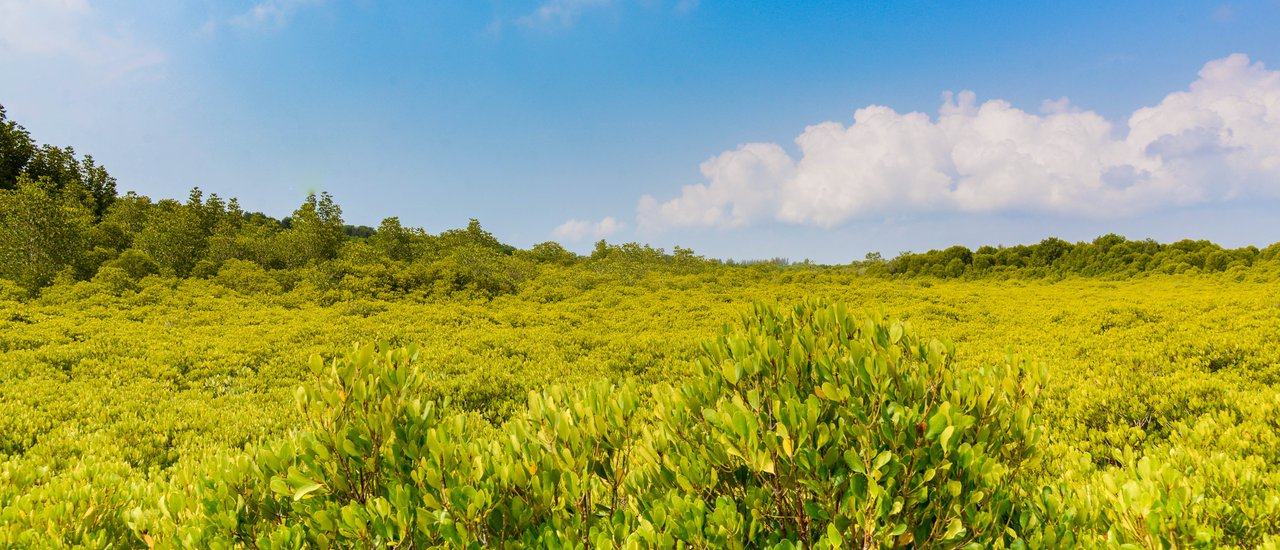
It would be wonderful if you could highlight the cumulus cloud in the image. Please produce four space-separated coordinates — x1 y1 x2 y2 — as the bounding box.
639 54 1280 229
0 0 166 77
638 143 794 228
553 216 624 241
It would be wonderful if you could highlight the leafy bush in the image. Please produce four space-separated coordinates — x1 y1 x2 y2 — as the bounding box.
124 300 1048 547
633 300 1045 547
214 258 282 295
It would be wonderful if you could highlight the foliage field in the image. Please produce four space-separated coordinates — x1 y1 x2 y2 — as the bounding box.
3 272 1280 547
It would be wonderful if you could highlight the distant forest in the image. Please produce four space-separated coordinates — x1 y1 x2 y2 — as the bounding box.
3 104 1278 298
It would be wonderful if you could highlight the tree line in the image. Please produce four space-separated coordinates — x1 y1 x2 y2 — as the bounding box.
861 235 1277 278
2 103 1278 298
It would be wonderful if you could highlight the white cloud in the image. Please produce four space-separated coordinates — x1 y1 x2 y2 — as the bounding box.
1039 96 1080 115
517 0 612 29
553 216 624 241
638 143 794 228
639 54 1280 230
0 0 166 78
230 0 323 29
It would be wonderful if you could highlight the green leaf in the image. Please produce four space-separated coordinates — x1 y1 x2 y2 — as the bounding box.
940 426 955 451
873 450 892 472
269 477 289 496
721 361 740 386
942 518 966 540
293 482 323 501
926 408 950 439
342 438 361 458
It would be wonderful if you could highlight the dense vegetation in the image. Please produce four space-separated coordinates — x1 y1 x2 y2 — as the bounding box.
4 274 1280 547
4 105 1279 302
869 236 1275 279
4 105 1280 547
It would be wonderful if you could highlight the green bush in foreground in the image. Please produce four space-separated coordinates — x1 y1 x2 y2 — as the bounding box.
123 300 1045 548
634 302 1044 548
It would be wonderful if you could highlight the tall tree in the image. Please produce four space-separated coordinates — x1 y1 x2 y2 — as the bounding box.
281 192 345 267
436 219 512 255
133 188 228 277
95 192 155 252
0 104 116 218
371 216 419 262
0 176 94 292
0 105 35 188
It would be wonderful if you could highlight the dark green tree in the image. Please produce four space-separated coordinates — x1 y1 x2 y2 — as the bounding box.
435 218 512 255
0 105 35 188
95 192 155 253
521 241 578 265
281 192 345 267
0 176 94 292
133 188 229 277
370 216 419 262
0 105 116 218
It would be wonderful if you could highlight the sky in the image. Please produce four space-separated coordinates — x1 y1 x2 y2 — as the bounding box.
2 1 1280 263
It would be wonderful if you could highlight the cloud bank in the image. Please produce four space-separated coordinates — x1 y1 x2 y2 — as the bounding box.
553 216 624 241
639 54 1280 229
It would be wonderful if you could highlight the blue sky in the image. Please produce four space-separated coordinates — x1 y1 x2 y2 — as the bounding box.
2 1 1279 262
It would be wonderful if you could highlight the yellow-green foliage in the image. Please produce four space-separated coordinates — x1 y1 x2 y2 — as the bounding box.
111 301 1045 548
2 272 1279 547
